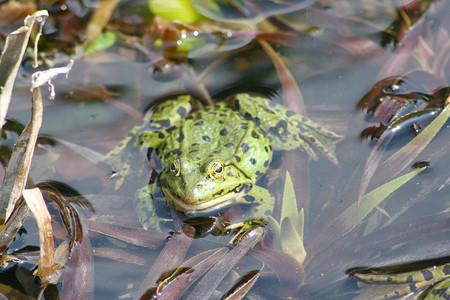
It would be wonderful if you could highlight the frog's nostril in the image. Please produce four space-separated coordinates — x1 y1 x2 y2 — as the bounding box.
196 183 202 189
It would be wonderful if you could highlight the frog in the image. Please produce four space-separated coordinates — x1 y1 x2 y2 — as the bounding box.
103 93 343 231
350 261 450 299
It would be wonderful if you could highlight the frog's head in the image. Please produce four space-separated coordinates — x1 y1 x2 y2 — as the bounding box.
159 156 252 216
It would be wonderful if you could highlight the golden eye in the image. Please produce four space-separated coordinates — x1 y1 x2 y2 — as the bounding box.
211 162 224 179
169 159 180 176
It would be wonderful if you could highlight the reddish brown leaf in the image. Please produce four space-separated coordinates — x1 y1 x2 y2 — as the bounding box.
222 269 262 300
155 248 228 299
84 219 167 249
136 232 192 297
185 226 263 300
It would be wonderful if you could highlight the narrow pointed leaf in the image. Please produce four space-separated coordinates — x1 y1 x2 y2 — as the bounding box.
222 269 262 300
156 248 228 299
281 218 306 266
84 219 166 249
336 167 426 236
258 39 305 114
281 171 298 222
136 232 192 297
185 227 263 300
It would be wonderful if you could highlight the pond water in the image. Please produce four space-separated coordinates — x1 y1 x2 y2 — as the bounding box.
1 0 449 299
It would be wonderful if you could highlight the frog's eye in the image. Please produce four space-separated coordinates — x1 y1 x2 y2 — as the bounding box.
210 162 225 179
169 159 180 176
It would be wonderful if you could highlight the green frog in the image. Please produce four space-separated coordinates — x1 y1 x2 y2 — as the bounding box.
104 93 342 230
350 261 450 299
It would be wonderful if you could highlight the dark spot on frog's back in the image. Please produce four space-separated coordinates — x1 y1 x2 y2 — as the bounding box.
220 128 228 136
158 132 165 139
234 155 241 162
278 120 288 131
176 132 184 142
269 120 288 136
225 143 234 147
241 143 249 153
171 149 180 155
443 265 450 275
154 119 170 128
244 113 261 126
420 269 434 281
286 110 296 117
177 106 187 118
243 195 255 203
202 135 211 142
249 158 256 165
194 121 204 126
251 130 259 139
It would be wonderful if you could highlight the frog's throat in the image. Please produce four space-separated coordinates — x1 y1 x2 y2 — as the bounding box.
161 185 248 216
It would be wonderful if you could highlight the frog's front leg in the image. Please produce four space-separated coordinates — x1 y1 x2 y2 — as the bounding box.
226 186 274 243
233 93 343 165
239 185 276 219
135 183 170 231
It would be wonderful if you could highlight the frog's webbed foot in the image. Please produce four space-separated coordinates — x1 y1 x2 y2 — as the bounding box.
233 93 343 165
291 115 343 165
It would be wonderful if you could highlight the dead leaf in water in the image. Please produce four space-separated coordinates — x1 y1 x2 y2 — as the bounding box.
22 188 57 285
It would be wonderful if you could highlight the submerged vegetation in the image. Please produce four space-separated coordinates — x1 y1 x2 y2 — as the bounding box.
0 0 448 299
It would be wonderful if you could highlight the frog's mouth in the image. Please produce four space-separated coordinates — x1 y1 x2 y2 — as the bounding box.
161 184 248 217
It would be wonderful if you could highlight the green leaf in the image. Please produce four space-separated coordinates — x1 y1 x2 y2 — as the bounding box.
148 0 206 23
358 103 449 206
294 208 305 241
266 216 282 251
84 30 118 55
280 217 306 266
336 167 426 235
281 171 298 222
